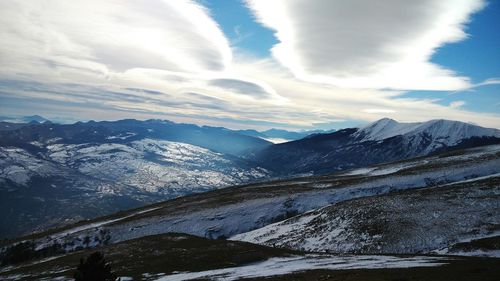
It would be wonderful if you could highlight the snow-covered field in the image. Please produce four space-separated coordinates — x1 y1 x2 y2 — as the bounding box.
158 255 448 281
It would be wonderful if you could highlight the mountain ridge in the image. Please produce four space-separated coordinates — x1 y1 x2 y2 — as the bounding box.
252 118 500 175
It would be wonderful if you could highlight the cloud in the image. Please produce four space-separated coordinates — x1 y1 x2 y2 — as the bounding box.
363 109 397 114
0 0 231 79
208 78 276 99
449 100 466 108
245 0 485 90
0 1 499 130
476 78 500 87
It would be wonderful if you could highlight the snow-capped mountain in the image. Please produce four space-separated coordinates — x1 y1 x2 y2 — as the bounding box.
251 118 500 175
355 118 500 150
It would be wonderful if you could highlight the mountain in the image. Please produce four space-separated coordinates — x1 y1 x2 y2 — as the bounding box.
251 118 500 175
355 118 500 149
0 119 272 238
0 119 272 156
0 115 50 124
1 118 498 238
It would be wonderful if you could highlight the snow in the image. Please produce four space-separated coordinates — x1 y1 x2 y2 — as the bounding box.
0 147 62 185
232 172 500 256
439 172 500 186
33 206 162 251
342 164 414 177
355 118 500 146
1 139 268 194
157 255 448 281
448 250 500 258
106 132 137 140
341 167 376 176
356 118 422 141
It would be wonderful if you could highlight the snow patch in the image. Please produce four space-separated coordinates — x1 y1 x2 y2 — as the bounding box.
157 255 448 281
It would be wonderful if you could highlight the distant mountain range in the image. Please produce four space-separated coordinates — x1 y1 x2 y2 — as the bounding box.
252 118 500 175
0 115 332 142
0 117 499 238
0 115 50 124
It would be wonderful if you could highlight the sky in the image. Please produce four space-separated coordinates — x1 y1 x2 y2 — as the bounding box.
0 0 498 130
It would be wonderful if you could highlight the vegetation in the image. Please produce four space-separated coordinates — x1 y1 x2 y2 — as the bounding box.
0 240 63 266
74 252 117 281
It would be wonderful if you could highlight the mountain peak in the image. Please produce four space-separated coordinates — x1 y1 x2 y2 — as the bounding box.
356 118 420 141
356 118 500 145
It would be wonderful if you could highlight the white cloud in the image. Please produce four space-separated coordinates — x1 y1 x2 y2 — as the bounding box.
476 78 500 87
0 0 232 80
450 100 466 108
363 109 397 114
245 0 485 90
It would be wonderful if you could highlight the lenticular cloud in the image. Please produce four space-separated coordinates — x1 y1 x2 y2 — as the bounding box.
246 0 485 90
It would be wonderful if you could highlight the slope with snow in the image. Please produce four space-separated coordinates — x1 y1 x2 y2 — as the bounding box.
158 255 448 281
0 138 269 238
232 174 500 257
7 144 498 257
45 139 268 194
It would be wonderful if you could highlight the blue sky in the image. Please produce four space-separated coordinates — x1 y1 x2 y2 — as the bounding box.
0 0 498 130
406 0 500 115
203 0 276 57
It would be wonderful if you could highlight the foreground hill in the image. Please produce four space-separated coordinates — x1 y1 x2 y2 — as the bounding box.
252 118 500 175
233 173 500 256
1 233 499 280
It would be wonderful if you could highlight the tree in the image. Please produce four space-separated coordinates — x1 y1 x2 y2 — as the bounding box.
74 251 117 281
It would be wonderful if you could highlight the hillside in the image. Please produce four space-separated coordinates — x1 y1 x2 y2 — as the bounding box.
0 119 272 238
2 144 498 256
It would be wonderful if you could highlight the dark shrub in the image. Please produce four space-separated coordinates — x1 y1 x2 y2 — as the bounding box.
74 251 117 281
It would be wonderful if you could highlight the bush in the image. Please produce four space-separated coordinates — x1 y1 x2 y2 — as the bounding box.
74 251 117 281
